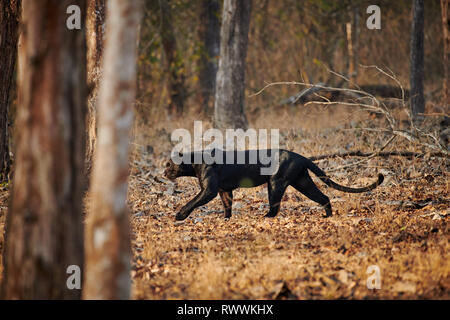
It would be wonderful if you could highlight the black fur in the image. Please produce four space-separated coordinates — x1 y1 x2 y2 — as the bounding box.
163 149 383 220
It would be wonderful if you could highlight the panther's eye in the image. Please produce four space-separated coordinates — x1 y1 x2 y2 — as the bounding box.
165 161 171 168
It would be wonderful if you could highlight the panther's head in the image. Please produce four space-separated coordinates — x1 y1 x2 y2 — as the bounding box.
163 158 194 181
163 159 180 181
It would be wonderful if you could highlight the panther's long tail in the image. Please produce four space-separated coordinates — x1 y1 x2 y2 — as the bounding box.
306 159 384 193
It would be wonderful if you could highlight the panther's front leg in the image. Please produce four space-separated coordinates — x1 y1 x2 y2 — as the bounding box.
175 169 218 221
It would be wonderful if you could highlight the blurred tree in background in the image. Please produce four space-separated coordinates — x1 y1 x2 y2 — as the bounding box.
198 0 221 115
140 0 190 117
214 0 252 130
410 0 425 122
134 0 445 125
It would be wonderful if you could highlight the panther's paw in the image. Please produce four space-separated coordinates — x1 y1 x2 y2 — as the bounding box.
264 213 277 218
175 211 189 221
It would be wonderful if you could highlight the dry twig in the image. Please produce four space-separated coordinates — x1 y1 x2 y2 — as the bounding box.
250 67 450 161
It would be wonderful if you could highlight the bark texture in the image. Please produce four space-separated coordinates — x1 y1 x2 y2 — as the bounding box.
85 0 106 174
198 0 221 113
83 0 141 300
214 0 252 129
442 0 450 108
0 0 21 182
2 0 87 299
410 0 425 120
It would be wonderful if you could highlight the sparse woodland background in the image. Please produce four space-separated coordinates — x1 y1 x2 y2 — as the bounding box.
0 0 448 300
136 0 445 122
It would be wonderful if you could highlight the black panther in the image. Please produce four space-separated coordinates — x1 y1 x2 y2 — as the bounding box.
163 149 383 220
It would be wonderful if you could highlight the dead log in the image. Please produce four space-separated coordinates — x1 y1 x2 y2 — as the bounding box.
310 150 447 161
279 83 410 107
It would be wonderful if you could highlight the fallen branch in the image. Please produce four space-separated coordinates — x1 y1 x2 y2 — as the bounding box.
310 150 448 162
250 66 450 157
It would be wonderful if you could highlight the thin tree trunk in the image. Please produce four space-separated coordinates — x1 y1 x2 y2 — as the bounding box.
86 0 106 175
442 0 450 108
346 8 360 83
198 0 221 114
410 0 425 121
160 0 187 116
259 0 270 48
346 22 354 79
2 0 87 299
353 7 360 82
214 0 252 130
0 0 21 182
84 0 141 300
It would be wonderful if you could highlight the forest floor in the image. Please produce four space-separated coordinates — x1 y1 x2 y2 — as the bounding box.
128 105 449 299
0 105 448 299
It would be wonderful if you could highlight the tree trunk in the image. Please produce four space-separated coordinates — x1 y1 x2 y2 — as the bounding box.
160 0 187 116
198 0 221 113
410 0 425 121
84 0 141 300
353 7 360 82
214 0 252 130
259 0 270 48
347 7 360 83
442 0 450 108
0 0 21 182
85 0 106 175
346 22 354 79
2 0 87 299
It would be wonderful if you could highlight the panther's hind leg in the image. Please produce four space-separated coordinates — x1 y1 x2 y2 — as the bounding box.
292 172 332 217
265 180 288 218
219 190 233 219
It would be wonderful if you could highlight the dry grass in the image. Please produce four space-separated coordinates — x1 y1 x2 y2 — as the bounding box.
0 104 448 299
129 105 449 300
